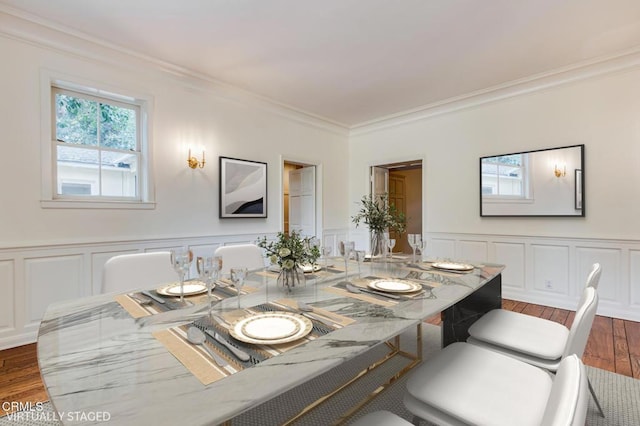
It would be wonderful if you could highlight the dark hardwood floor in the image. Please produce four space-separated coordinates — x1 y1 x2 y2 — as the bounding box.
2 299 640 416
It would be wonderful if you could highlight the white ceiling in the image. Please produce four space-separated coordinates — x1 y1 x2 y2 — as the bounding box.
3 0 640 127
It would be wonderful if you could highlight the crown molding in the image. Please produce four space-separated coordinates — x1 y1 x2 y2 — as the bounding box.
350 46 640 136
0 7 349 137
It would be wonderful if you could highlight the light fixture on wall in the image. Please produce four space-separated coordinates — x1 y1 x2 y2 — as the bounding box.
188 148 205 169
554 164 566 178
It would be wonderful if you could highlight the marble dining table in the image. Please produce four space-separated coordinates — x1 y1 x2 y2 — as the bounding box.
37 258 504 425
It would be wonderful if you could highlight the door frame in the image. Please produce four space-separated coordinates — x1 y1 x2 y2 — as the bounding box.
366 154 427 237
279 155 323 237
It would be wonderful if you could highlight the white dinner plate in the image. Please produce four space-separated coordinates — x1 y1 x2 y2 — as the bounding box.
300 264 322 273
230 312 313 345
156 281 208 296
431 262 475 272
368 279 422 294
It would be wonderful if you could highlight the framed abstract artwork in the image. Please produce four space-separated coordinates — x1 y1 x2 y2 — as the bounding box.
219 157 267 218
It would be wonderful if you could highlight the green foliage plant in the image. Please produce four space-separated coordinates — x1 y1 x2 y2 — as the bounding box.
257 230 321 270
351 193 406 234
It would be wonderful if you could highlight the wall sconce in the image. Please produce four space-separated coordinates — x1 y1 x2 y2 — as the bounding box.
188 148 205 169
554 164 566 178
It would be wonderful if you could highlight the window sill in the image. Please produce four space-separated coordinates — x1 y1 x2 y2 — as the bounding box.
40 199 156 210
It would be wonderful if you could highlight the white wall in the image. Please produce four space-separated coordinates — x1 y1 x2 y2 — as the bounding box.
349 61 640 321
0 13 349 349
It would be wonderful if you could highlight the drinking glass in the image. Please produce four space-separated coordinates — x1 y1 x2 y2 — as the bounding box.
355 250 366 278
339 240 355 282
196 256 217 312
211 256 223 284
309 237 320 270
230 267 248 309
170 247 192 302
387 238 396 259
322 245 332 269
407 234 422 263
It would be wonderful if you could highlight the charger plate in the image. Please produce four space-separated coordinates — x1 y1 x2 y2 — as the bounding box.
431 262 474 272
156 282 208 296
230 312 313 345
368 279 422 294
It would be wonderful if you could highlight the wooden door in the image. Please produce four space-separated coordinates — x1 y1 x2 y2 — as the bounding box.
389 174 407 253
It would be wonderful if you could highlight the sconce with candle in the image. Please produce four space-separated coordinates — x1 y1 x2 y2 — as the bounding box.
188 148 205 169
554 164 566 178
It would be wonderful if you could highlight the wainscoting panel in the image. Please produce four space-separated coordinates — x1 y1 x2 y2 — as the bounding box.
532 244 570 295
629 249 640 308
430 238 456 259
0 232 279 350
575 246 621 303
493 242 526 290
427 232 640 322
458 240 488 263
25 255 84 326
0 260 15 332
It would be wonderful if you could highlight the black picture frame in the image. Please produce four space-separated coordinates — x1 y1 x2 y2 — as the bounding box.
479 144 585 217
219 156 267 218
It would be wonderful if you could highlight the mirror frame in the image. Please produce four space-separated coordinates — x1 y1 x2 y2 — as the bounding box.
479 144 585 217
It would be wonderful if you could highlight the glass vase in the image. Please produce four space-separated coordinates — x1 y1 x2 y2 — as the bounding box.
277 265 306 293
370 230 387 259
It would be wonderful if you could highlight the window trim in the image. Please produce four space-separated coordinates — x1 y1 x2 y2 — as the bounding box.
40 70 155 209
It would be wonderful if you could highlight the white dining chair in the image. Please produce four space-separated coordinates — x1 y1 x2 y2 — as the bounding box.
349 410 413 426
585 262 602 289
403 343 589 426
102 251 177 293
213 243 265 275
467 282 602 416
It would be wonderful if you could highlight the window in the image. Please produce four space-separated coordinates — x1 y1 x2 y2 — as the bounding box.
41 74 154 209
481 153 531 199
54 86 141 199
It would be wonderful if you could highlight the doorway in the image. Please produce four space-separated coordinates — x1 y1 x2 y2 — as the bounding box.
283 160 317 237
370 160 422 254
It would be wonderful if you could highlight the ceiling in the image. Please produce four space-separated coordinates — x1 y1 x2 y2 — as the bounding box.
2 0 640 127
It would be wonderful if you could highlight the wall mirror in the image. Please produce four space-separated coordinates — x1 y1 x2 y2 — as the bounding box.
480 144 584 217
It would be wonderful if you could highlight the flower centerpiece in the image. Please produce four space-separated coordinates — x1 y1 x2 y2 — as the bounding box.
351 193 406 257
257 230 321 292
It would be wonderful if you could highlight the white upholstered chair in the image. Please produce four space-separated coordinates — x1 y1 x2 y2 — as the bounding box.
467 280 602 416
102 251 176 293
585 262 602 289
403 343 589 426
213 244 265 275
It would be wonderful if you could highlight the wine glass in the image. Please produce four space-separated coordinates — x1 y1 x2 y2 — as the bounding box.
407 234 422 264
387 238 396 260
170 247 192 302
230 267 248 309
196 256 217 312
339 240 355 282
309 237 320 270
322 245 332 269
211 256 223 284
355 250 365 278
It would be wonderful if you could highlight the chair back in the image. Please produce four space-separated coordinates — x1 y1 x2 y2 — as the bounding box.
586 263 602 289
102 251 176 293
213 244 265 275
562 286 598 359
540 355 589 426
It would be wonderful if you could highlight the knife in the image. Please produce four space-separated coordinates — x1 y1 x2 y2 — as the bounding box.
206 330 251 362
141 290 166 304
358 287 401 300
